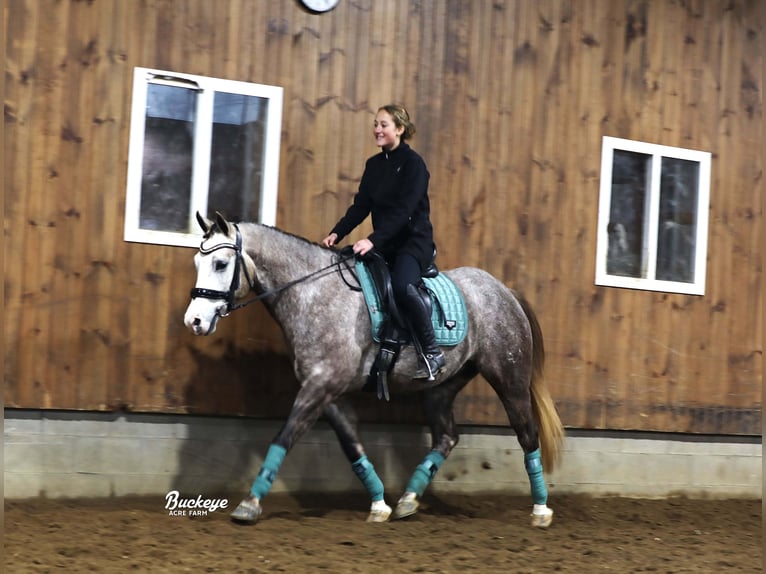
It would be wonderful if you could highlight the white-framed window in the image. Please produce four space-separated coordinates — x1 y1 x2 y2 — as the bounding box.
124 67 283 247
595 136 711 295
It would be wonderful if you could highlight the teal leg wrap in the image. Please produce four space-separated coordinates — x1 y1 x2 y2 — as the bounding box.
524 448 548 505
250 444 287 499
351 455 385 502
405 451 446 497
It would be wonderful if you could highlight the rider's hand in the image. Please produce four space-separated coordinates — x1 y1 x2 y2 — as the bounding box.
352 238 374 256
321 233 338 248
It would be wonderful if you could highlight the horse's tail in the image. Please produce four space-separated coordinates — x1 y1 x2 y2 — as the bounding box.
516 293 565 473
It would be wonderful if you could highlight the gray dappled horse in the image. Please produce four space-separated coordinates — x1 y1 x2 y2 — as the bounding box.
184 212 564 528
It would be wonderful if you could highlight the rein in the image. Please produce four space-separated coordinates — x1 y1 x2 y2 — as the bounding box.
190 225 359 316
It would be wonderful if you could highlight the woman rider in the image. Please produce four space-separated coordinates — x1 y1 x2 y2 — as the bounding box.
322 104 445 380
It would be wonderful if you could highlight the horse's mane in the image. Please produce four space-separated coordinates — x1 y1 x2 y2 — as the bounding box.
212 220 336 254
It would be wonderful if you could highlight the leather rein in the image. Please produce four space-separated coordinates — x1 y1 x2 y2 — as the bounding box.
189 224 358 317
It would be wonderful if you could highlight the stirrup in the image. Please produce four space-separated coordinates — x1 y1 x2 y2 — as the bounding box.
413 351 445 380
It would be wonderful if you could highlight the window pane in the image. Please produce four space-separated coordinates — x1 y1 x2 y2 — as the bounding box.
656 158 699 283
607 150 650 278
140 84 196 231
207 93 268 222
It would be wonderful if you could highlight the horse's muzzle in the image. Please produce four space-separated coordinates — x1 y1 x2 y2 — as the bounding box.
189 317 208 336
184 301 224 336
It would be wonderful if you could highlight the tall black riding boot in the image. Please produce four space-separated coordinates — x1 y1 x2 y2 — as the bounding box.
404 284 446 380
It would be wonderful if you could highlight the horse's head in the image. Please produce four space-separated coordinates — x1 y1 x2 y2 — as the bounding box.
184 212 255 335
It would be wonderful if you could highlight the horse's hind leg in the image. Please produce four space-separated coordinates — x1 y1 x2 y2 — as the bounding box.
393 371 473 519
483 366 554 528
324 398 391 522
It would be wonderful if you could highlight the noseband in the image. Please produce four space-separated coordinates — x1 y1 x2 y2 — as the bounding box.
190 224 255 317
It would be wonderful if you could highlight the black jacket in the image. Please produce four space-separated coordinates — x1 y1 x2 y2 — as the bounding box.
330 142 435 271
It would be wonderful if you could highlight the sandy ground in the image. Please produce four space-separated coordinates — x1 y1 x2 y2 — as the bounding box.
5 492 762 573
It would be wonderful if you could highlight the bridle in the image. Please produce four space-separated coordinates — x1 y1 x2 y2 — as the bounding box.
189 224 256 317
189 224 359 317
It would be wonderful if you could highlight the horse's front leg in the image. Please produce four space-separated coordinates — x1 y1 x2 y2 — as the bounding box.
324 398 391 522
230 384 333 525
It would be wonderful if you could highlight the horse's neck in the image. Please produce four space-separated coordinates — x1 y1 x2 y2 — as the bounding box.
240 223 330 289
239 224 361 349
243 226 372 364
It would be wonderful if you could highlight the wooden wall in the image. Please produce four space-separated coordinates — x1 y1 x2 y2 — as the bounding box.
4 0 762 435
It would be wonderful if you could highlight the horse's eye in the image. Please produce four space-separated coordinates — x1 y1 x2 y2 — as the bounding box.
214 259 228 272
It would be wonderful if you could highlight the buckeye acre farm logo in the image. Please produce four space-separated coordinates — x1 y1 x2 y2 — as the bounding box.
165 490 229 517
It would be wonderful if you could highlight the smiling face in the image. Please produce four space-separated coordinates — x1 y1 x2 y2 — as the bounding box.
373 110 404 151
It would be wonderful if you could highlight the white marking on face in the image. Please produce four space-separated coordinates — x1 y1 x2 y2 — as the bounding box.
183 238 238 336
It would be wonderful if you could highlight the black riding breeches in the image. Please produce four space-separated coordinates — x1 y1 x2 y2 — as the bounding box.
389 253 422 306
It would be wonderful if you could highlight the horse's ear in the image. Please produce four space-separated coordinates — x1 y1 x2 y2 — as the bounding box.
196 211 211 234
214 211 230 235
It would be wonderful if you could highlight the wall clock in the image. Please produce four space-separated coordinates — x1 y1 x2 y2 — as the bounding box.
301 0 340 13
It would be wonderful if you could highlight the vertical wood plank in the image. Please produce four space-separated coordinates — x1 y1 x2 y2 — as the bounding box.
16 0 72 408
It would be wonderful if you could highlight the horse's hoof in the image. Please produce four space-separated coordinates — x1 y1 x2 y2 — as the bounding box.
230 495 262 524
531 507 553 528
366 501 392 523
392 493 419 520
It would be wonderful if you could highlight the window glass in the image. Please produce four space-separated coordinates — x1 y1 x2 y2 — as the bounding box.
140 83 196 232
656 158 699 283
607 150 650 278
208 93 268 223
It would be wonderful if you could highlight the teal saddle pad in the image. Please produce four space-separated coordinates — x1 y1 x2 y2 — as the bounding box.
355 260 468 346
